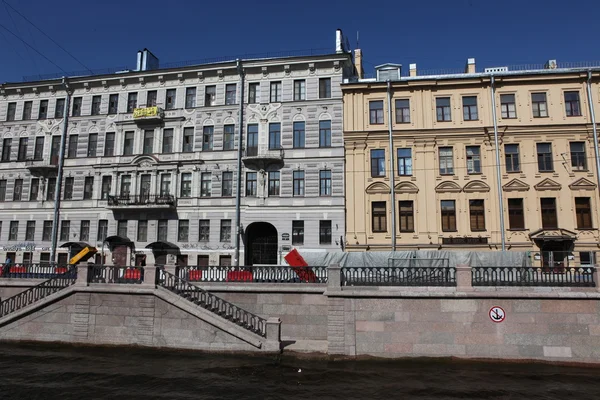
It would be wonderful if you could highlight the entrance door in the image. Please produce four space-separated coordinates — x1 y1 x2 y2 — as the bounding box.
541 242 571 271
112 245 128 266
245 222 277 265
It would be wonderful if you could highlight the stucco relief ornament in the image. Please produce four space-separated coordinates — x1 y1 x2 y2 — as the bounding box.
139 161 152 168
247 103 281 121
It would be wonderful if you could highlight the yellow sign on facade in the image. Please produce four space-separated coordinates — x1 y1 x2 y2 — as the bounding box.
133 106 159 119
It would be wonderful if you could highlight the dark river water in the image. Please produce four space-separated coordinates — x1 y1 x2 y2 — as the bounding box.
0 343 598 400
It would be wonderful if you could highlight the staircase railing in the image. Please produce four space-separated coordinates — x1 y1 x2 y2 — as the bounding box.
0 269 77 318
157 269 266 337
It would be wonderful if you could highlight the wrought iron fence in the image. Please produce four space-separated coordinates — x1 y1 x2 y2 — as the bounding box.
472 266 596 287
176 265 327 283
341 266 456 287
0 270 76 318
88 266 144 284
0 264 74 279
157 270 266 337
107 194 175 207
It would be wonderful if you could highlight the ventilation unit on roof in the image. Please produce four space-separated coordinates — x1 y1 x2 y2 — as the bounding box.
485 67 509 73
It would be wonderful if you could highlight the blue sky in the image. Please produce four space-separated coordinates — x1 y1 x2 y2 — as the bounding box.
1 0 599 83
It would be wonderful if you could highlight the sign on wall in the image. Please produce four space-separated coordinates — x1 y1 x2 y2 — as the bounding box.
489 306 506 323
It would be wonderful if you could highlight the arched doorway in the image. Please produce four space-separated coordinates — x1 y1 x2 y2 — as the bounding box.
245 222 278 266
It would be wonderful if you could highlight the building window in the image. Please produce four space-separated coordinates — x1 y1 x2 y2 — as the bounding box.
246 172 257 196
80 220 89 241
0 179 5 201
500 94 516 118
13 179 23 201
116 220 127 238
87 133 98 157
466 146 481 174
185 87 196 109
120 175 131 197
537 143 553 172
17 138 28 161
248 83 259 103
319 78 331 99
292 221 304 245
165 89 176 110
396 148 412 176
505 144 520 172
293 171 305 196
157 220 168 241
319 120 331 148
294 80 306 101
6 102 16 121
29 178 39 201
178 220 189 242
225 84 237 105
469 199 486 231
123 131 134 156
439 147 454 175
146 90 157 107
97 220 108 242
268 171 280 196
199 219 210 242
42 221 53 241
140 174 150 199
222 171 233 197
223 124 235 150
68 135 78 158
436 97 451 121
200 172 211 197
59 220 70 241
162 128 173 153
91 95 101 115
104 132 115 157
8 221 18 241
371 149 385 177
183 127 194 152
369 100 384 124
202 126 213 151
441 200 457 232
319 170 332 196
62 177 73 200
26 221 35 241
23 101 32 120
575 197 592 229
127 93 137 112
541 198 558 229
570 142 587 171
565 91 581 116
395 99 410 123
399 201 414 232
72 97 82 116
137 220 148 242
108 94 119 114
270 81 282 102
319 220 332 244
83 176 94 200
580 252 596 266
220 220 231 242
180 173 192 198
532 92 547 117
372 202 387 232
33 137 44 160
462 96 478 121
204 85 216 106
143 130 154 154
1 138 11 162
247 124 258 156
38 100 48 119
269 123 281 149
293 121 305 149
101 176 112 200
46 177 56 201
55 98 65 118
160 174 171 196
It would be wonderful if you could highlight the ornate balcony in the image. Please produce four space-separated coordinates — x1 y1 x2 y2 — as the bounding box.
25 156 59 176
133 106 164 124
242 145 285 170
106 194 175 209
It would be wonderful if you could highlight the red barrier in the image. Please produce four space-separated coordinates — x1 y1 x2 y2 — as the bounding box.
284 249 318 283
9 266 27 274
124 268 141 280
227 270 253 282
188 270 202 281
55 267 68 275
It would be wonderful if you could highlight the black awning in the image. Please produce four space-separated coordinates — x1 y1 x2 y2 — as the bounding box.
145 241 180 253
103 236 135 250
60 242 92 252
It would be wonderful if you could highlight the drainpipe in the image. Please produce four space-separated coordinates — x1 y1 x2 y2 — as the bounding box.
387 81 397 251
234 60 245 267
490 76 506 251
585 71 600 198
50 77 71 263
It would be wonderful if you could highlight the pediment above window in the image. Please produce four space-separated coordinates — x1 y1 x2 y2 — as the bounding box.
435 181 461 193
366 182 391 194
463 180 490 193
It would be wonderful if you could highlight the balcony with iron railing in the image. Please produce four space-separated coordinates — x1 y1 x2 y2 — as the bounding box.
25 155 59 175
132 106 164 124
242 145 285 170
106 194 176 209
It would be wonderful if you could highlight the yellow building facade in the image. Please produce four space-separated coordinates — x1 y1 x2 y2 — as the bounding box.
343 59 600 267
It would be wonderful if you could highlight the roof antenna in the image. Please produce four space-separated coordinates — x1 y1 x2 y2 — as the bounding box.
356 31 359 49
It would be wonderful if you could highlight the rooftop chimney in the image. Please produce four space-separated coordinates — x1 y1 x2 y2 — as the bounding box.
354 49 364 79
545 59 557 69
409 63 417 77
465 58 476 74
